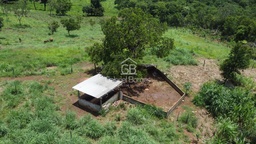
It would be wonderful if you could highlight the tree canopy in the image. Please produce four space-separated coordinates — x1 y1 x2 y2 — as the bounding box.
114 0 256 42
88 8 173 77
220 42 252 83
61 17 81 35
0 17 3 30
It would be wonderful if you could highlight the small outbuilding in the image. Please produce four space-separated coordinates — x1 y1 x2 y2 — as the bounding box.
72 74 122 112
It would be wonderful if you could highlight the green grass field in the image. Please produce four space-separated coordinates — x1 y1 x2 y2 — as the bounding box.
1 0 254 143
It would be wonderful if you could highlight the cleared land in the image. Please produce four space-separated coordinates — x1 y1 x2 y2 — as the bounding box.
122 76 182 112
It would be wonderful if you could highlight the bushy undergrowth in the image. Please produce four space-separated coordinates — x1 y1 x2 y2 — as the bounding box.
0 80 185 143
179 110 198 131
193 81 256 143
164 48 197 65
118 122 157 144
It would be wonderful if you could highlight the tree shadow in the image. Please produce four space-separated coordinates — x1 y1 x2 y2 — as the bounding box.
0 37 6 40
85 67 101 76
65 34 79 38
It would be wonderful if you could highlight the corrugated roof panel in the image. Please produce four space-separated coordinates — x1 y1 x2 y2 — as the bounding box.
72 74 122 98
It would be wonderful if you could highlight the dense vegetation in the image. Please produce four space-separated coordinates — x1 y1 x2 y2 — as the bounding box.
0 0 255 143
114 0 256 42
88 8 175 77
193 79 256 143
0 81 196 143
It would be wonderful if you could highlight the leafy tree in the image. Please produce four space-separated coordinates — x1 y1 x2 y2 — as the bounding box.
102 8 167 61
48 0 56 16
88 8 168 77
29 0 38 10
87 43 104 73
152 37 174 58
13 0 29 25
82 0 104 16
40 0 47 11
54 0 71 16
0 1 12 16
220 42 251 83
48 20 59 35
60 16 81 35
0 17 3 30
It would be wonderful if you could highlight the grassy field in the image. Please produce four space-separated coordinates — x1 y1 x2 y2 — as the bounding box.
0 0 249 143
0 80 198 143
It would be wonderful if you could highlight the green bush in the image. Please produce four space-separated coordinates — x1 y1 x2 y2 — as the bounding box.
64 111 78 130
164 48 197 65
143 105 166 119
118 122 156 144
126 107 146 125
216 118 238 143
193 82 256 142
85 119 105 139
179 111 198 129
0 124 8 138
104 122 117 136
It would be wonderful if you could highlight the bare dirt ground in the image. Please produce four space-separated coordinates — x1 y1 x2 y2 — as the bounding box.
169 58 222 92
122 78 182 112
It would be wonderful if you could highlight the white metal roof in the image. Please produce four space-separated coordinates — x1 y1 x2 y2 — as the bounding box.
72 74 122 99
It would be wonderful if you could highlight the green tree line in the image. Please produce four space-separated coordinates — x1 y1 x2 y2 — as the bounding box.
115 0 256 42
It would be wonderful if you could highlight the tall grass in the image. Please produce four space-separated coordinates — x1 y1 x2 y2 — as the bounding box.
164 28 230 60
118 122 157 144
164 48 197 65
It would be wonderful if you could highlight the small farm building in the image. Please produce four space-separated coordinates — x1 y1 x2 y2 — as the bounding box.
72 74 122 112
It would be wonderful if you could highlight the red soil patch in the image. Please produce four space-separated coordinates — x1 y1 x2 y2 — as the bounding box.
122 77 182 112
169 58 222 92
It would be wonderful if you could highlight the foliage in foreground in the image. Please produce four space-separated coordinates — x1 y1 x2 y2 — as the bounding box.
193 81 256 143
220 42 252 83
0 81 184 143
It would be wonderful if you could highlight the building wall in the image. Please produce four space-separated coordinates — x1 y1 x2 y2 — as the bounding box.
78 98 101 112
102 92 120 110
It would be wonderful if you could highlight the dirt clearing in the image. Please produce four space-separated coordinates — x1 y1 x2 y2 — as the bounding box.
122 77 182 112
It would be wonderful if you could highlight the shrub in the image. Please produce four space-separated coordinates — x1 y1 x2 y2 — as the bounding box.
179 110 198 128
0 124 8 137
28 119 53 133
215 118 239 143
104 122 117 136
193 82 256 141
64 111 78 130
164 48 197 65
118 122 156 144
160 122 179 141
143 105 166 119
220 42 251 83
127 107 146 125
48 21 59 35
82 0 104 16
54 0 72 16
61 16 81 35
0 17 3 31
85 119 105 139
151 38 175 58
